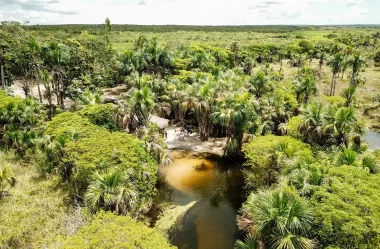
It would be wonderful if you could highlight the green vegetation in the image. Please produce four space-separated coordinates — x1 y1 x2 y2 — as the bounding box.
0 152 70 249
1 20 380 249
44 112 158 217
54 211 176 249
238 188 313 249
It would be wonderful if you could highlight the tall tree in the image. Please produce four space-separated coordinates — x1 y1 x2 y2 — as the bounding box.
328 53 344 96
212 92 252 156
324 106 357 147
26 37 43 103
0 44 7 90
230 42 240 68
347 53 366 87
39 69 53 118
104 17 112 49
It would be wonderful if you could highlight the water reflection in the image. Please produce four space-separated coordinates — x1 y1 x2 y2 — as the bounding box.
363 130 380 150
158 153 244 249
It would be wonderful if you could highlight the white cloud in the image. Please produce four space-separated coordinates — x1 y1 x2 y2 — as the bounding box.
0 0 373 25
329 5 368 19
344 0 364 6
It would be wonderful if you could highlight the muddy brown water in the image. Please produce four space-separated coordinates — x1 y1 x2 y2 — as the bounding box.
157 152 245 249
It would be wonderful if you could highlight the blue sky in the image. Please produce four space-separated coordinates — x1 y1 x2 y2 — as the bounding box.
0 0 378 25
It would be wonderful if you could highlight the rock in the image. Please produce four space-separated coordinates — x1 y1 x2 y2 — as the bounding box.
103 97 118 104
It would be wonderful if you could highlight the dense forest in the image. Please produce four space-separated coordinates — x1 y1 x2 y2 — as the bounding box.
0 19 380 249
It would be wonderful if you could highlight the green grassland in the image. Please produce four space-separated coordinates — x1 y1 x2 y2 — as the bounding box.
29 25 379 50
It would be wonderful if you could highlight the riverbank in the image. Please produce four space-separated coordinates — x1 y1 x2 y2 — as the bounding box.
164 126 227 156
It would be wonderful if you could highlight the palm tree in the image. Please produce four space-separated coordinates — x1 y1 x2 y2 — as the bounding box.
45 41 67 109
3 126 38 157
347 53 366 87
337 148 357 166
170 85 187 123
144 38 172 76
242 189 314 249
248 71 272 98
230 42 240 67
38 134 72 174
293 77 316 104
134 124 172 167
75 89 102 108
324 106 357 147
212 92 250 156
243 55 256 75
0 166 14 198
1 97 42 128
344 85 357 106
104 17 112 49
361 154 378 173
0 43 8 90
235 234 259 249
328 53 344 96
299 104 325 144
85 170 138 215
39 69 53 118
317 52 327 73
26 37 43 103
126 86 156 129
340 56 348 80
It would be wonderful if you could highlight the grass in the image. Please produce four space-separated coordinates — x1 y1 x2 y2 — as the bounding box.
30 25 380 51
155 201 196 237
0 151 82 249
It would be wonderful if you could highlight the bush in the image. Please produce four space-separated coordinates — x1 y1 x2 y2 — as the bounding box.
45 113 158 215
286 116 302 138
242 135 313 187
0 90 21 111
54 211 176 249
79 104 119 131
321 95 346 107
374 51 380 63
310 166 380 248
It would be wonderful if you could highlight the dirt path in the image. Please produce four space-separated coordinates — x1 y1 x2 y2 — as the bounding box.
164 126 226 156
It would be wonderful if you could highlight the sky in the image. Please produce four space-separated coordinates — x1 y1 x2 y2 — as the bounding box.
0 0 379 25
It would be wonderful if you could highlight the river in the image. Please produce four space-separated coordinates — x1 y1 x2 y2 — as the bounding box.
157 152 245 249
363 130 380 150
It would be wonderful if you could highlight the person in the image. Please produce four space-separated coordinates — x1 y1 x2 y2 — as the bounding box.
179 132 185 141
184 130 188 137
165 131 168 139
195 161 205 170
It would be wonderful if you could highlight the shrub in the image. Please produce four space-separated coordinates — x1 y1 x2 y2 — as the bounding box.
321 95 346 107
336 148 358 166
310 166 380 248
0 90 21 111
242 135 313 187
79 104 119 131
54 211 176 249
45 113 158 215
286 116 303 139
